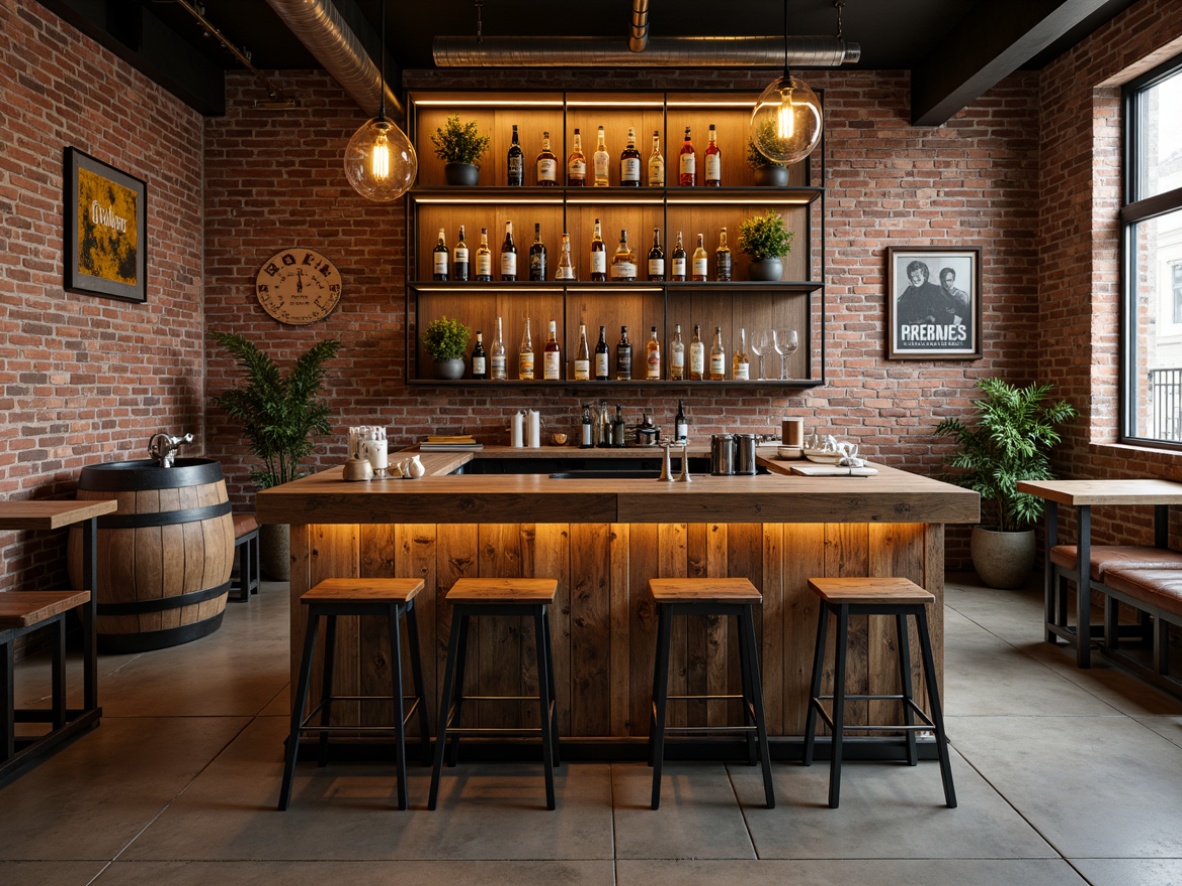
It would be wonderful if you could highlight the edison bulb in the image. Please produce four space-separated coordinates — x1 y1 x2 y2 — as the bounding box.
750 74 823 166
344 116 417 202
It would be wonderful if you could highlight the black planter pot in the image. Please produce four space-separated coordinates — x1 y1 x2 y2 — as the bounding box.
753 165 789 187
444 162 479 186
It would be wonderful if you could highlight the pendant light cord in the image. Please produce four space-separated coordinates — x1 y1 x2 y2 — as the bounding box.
377 0 387 122
782 0 790 79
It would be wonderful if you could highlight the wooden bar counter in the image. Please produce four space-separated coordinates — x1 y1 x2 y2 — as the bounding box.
257 447 978 744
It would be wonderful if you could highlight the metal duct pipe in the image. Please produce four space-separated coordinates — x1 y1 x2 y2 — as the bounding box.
629 0 650 53
433 35 860 68
265 0 404 121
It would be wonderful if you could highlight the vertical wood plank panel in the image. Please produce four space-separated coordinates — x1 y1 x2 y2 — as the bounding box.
727 523 762 726
686 522 710 726
393 523 437 737
782 524 827 734
531 523 572 736
826 523 870 729
867 523 925 729
659 523 689 729
478 523 524 728
307 524 359 726
570 523 612 736
760 523 785 734
628 522 660 736
359 523 396 726
925 523 946 710
435 524 479 722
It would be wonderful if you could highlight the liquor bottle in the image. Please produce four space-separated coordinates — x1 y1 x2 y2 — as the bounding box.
529 223 547 281
612 405 627 447
431 227 450 281
611 229 637 281
475 227 493 282
616 325 633 380
669 323 685 380
507 124 524 186
597 399 611 447
647 130 665 187
715 226 732 281
567 128 586 187
580 404 594 448
589 218 607 281
556 232 576 280
543 319 561 380
704 123 721 187
678 126 695 186
709 325 726 380
594 325 610 380
619 126 641 186
692 233 708 281
574 323 591 381
688 323 705 380
645 326 661 380
732 327 750 380
471 330 487 379
454 225 469 281
671 230 687 281
536 131 558 186
593 125 610 187
500 220 517 281
647 228 665 281
490 315 507 379
518 316 534 380
675 399 689 442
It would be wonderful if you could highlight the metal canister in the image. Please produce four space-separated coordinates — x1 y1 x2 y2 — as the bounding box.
735 433 757 475
710 433 736 475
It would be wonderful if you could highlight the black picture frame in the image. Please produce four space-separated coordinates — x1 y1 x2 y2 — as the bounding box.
886 246 981 359
63 148 147 303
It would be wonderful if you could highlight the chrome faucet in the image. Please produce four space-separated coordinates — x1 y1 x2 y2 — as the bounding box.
147 432 194 468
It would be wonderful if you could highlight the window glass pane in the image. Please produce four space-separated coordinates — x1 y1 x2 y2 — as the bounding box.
1137 68 1182 200
1129 208 1182 442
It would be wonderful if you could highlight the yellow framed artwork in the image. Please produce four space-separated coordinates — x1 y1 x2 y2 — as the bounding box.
64 148 147 303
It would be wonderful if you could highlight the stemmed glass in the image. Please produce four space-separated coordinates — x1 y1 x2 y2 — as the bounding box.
750 329 769 380
773 328 798 380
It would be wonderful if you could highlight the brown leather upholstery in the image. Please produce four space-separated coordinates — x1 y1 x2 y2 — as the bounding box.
1049 545 1182 581
1103 568 1182 620
232 512 258 538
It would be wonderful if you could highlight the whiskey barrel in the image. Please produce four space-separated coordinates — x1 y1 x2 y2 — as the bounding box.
67 459 235 653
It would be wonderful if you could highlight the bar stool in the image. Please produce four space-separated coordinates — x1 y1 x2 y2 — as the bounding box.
802 576 956 809
428 577 560 810
278 577 430 811
648 577 774 810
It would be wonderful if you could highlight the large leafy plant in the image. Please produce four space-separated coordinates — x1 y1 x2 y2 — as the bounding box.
737 210 794 259
211 332 343 489
935 379 1076 532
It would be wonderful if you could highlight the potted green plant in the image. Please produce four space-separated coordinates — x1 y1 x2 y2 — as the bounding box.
210 331 343 579
422 315 471 379
429 114 490 186
747 120 790 187
935 379 1076 589
737 210 794 282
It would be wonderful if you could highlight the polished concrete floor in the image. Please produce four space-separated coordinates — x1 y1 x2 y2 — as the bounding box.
2 575 1181 885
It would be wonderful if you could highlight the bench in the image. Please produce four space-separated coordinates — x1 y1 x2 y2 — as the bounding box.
230 513 260 602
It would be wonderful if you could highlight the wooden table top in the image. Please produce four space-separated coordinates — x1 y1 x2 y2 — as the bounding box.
0 499 118 530
1016 478 1182 507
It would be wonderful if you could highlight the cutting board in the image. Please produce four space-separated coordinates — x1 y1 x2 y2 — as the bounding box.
789 463 878 477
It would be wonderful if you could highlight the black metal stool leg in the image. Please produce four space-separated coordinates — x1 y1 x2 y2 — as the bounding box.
279 610 319 810
535 607 556 810
2 635 15 762
740 606 775 808
650 603 673 810
829 602 848 809
916 608 957 808
447 612 471 767
317 612 336 767
389 605 408 810
51 615 67 730
803 602 830 766
896 612 918 766
429 609 465 810
404 599 432 764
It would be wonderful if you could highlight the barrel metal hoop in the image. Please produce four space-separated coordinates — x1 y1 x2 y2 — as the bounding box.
79 459 225 491
97 581 230 615
98 612 225 654
98 501 232 529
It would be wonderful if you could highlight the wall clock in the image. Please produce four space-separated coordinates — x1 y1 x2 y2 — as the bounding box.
254 248 342 325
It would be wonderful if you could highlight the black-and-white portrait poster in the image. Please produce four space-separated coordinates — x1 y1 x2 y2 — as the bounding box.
886 246 981 359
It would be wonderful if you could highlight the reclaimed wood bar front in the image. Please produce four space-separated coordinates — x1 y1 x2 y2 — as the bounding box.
256 449 978 744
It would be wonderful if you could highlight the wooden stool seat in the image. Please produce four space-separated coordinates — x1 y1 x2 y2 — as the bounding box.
0 591 91 628
301 577 423 605
648 577 763 603
803 575 956 809
444 577 558 604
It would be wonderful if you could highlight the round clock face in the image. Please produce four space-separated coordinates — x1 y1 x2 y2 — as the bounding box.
255 248 342 325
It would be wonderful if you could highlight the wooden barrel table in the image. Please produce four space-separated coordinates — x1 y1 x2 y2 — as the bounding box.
67 459 235 653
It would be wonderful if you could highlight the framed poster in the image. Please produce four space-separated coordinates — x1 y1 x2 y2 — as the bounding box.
63 148 147 303
886 246 981 359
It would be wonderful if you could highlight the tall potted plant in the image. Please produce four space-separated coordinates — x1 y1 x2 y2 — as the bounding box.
429 114 490 186
935 379 1076 588
211 331 343 580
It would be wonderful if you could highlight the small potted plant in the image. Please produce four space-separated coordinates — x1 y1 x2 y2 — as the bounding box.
737 210 794 282
935 379 1076 589
747 119 790 187
429 114 490 186
422 315 471 379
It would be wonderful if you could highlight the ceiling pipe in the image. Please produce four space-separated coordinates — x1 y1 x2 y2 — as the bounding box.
433 35 860 68
265 0 404 121
629 0 650 53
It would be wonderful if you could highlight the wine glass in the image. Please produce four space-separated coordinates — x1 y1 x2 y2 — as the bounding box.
750 329 769 380
774 328 798 380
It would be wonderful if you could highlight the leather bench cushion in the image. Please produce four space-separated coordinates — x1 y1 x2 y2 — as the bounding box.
1103 568 1182 620
232 512 259 538
1049 545 1182 581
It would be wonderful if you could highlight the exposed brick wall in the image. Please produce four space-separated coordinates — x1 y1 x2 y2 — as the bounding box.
0 0 205 591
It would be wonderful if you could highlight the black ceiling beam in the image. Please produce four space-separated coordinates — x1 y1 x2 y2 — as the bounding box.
37 0 226 116
910 0 1114 126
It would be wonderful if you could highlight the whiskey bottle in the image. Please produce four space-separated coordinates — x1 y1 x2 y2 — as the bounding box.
675 399 689 442
518 316 534 380
536 131 558 186
645 326 661 380
692 233 709 281
611 229 637 281
490 315 507 380
500 220 517 281
475 227 493 282
543 319 561 380
567 128 586 187
471 330 487 379
678 126 695 186
453 225 469 281
704 123 721 187
507 124 524 186
619 126 641 186
709 325 726 380
593 125 610 187
594 325 610 380
574 324 591 381
432 227 449 281
670 323 685 380
688 323 705 380
647 227 665 281
556 232 576 280
581 404 594 448
616 325 633 380
671 230 687 281
732 327 750 380
529 223 547 281
589 218 607 281
715 226 732 281
647 130 665 187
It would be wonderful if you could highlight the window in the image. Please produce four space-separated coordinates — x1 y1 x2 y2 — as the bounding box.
1122 56 1182 447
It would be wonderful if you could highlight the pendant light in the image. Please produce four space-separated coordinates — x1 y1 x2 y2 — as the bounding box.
343 0 416 202
750 0 824 166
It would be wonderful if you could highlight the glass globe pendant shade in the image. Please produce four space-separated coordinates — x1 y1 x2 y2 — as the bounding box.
344 116 417 202
750 74 823 166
